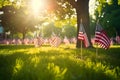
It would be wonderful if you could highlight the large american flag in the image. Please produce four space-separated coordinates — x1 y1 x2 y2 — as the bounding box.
95 24 110 49
78 23 90 47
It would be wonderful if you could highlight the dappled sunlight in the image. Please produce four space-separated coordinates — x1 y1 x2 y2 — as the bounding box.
110 45 120 48
25 48 40 54
0 49 13 55
14 49 28 53
30 56 40 67
47 63 67 79
0 45 120 80
82 59 118 79
93 45 120 49
13 58 24 75
49 56 56 60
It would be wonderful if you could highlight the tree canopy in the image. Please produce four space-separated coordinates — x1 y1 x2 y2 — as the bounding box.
94 0 120 36
0 0 91 48
2 0 120 45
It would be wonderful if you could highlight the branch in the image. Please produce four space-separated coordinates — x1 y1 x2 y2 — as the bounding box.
66 0 77 8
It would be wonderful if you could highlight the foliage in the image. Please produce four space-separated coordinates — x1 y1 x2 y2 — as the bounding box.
0 5 37 39
42 22 77 38
89 16 96 36
53 1 75 20
95 0 120 36
43 22 62 38
12 32 23 39
1 5 16 34
0 44 120 80
0 0 92 48
62 24 77 38
13 7 36 39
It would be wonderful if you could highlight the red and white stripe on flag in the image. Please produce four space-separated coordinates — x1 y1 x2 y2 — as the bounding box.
50 36 61 47
78 23 90 47
84 32 90 47
34 37 44 47
78 32 84 40
38 37 44 46
95 24 110 49
63 36 70 44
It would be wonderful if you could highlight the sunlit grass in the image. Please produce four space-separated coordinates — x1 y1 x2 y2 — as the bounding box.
13 58 24 75
0 44 120 80
110 45 120 48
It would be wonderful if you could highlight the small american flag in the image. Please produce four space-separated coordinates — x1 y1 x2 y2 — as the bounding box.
50 36 61 47
78 22 90 47
95 24 110 49
38 37 44 46
63 36 70 44
34 37 44 47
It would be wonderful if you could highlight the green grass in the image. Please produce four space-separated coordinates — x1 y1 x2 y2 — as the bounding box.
0 44 120 80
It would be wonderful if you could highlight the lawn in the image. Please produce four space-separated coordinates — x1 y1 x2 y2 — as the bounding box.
0 44 120 80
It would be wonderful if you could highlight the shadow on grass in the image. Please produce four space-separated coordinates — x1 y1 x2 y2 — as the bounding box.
0 47 119 80
0 45 34 50
93 47 120 67
72 46 120 67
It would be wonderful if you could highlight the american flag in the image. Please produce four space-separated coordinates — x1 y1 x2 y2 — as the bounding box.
34 37 44 47
63 36 70 45
50 36 61 47
95 24 110 49
78 23 90 47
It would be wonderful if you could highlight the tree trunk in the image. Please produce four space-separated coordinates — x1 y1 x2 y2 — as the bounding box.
116 28 120 36
22 32 26 40
75 0 92 48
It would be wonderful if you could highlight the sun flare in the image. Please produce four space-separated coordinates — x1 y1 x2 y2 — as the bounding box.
31 0 45 15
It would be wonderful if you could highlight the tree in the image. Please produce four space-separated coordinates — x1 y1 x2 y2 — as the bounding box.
0 0 38 39
68 0 91 48
1 5 17 38
47 0 91 48
95 0 120 36
0 0 92 47
62 24 77 38
13 7 36 39
43 22 62 38
1 5 37 39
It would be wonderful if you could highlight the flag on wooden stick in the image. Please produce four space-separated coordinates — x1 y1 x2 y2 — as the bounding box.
95 24 110 49
78 21 90 47
63 36 70 45
50 36 61 47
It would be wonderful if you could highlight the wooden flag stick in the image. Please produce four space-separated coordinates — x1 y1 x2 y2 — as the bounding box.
81 40 83 59
96 43 98 58
95 19 99 58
